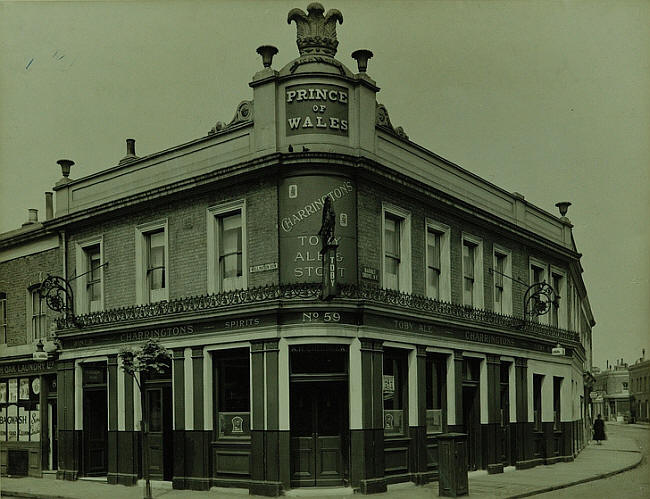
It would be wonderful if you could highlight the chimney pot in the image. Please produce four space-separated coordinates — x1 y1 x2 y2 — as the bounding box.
555 201 572 217
256 45 279 68
126 138 136 156
45 192 53 220
351 49 374 73
56 159 75 178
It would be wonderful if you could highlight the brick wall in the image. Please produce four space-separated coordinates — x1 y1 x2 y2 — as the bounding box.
0 247 61 346
357 176 570 318
66 175 278 310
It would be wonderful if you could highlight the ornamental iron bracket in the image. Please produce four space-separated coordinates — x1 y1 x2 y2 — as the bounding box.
39 274 75 317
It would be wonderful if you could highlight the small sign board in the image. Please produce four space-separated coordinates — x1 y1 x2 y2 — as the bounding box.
551 346 566 356
382 375 395 393
32 351 49 361
361 266 378 281
249 262 278 274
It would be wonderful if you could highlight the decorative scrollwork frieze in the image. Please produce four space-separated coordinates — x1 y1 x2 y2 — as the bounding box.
55 282 579 344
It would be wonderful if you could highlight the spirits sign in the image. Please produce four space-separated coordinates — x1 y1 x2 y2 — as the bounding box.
285 84 349 136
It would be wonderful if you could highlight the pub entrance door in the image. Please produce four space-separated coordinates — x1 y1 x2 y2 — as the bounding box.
144 382 173 481
462 386 481 471
82 388 108 475
290 381 348 487
82 363 108 476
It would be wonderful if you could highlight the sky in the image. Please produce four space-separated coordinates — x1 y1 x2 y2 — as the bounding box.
0 0 648 369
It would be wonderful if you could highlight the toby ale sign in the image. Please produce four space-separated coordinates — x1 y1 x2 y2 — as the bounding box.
286 84 349 136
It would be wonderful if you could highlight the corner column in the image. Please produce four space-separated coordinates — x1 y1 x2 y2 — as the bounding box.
171 348 186 489
350 339 386 494
56 360 79 480
486 354 503 474
250 340 284 497
514 357 530 468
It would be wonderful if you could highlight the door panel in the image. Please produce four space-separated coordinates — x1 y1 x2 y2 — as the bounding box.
145 385 173 481
462 386 480 471
83 389 107 475
290 381 346 487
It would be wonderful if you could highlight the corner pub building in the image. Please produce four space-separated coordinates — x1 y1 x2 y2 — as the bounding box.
0 3 597 496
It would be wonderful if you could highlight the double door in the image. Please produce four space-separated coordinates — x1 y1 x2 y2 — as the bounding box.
290 381 347 487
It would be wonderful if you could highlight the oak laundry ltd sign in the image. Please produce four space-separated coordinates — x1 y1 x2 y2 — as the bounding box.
285 84 349 136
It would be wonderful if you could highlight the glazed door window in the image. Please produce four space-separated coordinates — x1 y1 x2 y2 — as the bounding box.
494 253 506 313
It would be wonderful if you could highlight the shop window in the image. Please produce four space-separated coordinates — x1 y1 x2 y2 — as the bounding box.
382 204 411 293
533 374 543 432
553 377 562 431
28 286 48 341
0 376 41 443
425 354 447 434
214 349 250 439
207 200 247 294
493 247 512 315
0 292 6 344
425 220 450 301
383 348 407 436
462 235 483 308
135 221 168 304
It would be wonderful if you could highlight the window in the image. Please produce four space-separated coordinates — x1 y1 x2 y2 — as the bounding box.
136 221 168 304
383 348 407 436
533 374 543 432
28 287 48 340
493 247 512 315
214 349 250 438
425 220 450 301
553 377 562 431
384 214 400 290
76 241 103 314
426 229 440 299
208 201 247 294
382 204 411 292
0 293 6 344
426 354 447 433
462 235 483 308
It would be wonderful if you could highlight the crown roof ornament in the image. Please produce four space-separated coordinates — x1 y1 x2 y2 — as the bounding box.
288 3 343 57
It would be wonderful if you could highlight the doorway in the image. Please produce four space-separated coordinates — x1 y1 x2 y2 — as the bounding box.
83 388 108 475
290 381 347 487
144 382 173 481
82 363 108 476
462 386 480 471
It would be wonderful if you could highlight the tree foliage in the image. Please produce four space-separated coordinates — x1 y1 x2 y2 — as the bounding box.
118 339 171 386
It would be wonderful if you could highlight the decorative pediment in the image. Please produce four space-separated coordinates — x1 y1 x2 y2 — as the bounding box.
288 3 343 57
376 103 409 140
209 100 254 135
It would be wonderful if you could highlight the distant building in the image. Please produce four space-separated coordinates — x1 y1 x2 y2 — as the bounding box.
592 359 631 422
629 354 650 422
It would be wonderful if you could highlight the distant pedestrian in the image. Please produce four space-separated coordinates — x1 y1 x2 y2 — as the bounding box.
593 414 606 444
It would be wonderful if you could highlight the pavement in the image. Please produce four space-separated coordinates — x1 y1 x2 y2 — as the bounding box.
0 422 646 499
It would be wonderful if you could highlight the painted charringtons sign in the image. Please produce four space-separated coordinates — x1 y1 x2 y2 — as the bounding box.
286 84 349 136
